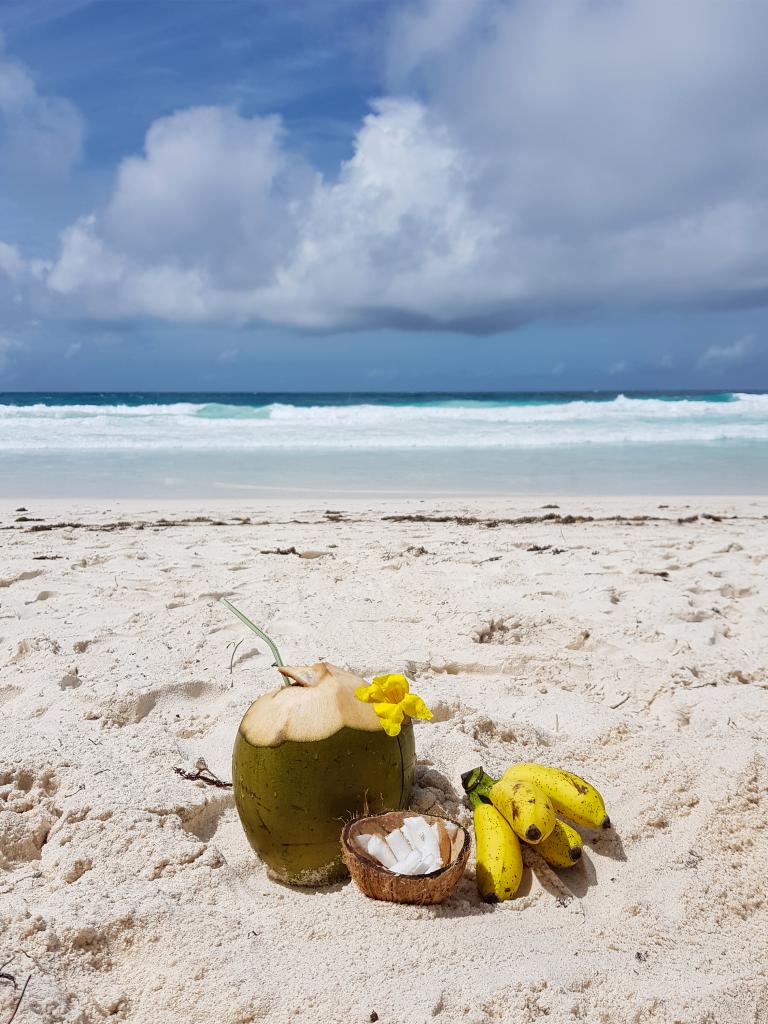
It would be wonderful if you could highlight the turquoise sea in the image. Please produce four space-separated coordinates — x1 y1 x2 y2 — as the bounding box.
1 391 767 497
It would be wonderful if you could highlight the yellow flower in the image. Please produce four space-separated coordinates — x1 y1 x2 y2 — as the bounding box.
355 673 433 737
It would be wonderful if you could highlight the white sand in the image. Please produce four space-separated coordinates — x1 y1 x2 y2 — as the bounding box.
1 498 767 1023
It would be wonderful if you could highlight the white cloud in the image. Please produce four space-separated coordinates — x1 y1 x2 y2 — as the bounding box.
0 40 82 338
698 334 756 367
48 106 313 320
0 37 84 181
34 0 768 332
385 0 484 86
0 237 52 328
0 241 24 282
254 99 498 329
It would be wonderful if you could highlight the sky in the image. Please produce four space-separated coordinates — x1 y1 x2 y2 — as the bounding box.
1 0 768 392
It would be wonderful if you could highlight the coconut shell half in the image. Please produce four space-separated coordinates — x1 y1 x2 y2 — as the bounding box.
342 811 470 905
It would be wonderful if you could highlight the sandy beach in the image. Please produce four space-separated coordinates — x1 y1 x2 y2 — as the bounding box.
1 497 767 1024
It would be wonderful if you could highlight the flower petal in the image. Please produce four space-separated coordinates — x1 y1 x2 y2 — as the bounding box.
373 702 404 722
379 719 402 737
372 701 405 737
400 693 433 721
371 673 409 703
355 684 375 703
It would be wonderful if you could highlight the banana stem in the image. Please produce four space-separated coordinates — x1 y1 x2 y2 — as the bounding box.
461 767 497 796
220 599 285 670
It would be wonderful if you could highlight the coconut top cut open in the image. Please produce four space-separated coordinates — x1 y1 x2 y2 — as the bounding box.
240 662 383 746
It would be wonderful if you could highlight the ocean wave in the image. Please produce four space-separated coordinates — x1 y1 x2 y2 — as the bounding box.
0 402 207 418
0 392 767 451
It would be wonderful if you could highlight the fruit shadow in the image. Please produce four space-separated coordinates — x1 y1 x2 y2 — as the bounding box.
585 827 627 862
286 874 498 916
439 854 597 914
278 878 349 897
431 876 501 917
523 847 598 901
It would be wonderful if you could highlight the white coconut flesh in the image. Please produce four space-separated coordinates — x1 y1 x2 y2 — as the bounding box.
354 817 460 875
240 662 383 746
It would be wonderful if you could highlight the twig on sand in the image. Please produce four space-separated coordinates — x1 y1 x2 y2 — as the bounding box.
226 639 244 674
173 759 232 789
6 973 31 1024
0 957 16 988
609 694 631 710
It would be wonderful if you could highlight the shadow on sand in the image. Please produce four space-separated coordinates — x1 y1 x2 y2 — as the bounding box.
278 766 625 915
587 827 627 862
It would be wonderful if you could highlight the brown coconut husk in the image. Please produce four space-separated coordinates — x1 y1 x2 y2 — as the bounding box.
341 810 470 905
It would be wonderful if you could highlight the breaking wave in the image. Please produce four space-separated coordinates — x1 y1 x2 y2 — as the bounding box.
0 392 767 451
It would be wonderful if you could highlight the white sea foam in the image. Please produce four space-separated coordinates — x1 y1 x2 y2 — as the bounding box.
1 394 767 451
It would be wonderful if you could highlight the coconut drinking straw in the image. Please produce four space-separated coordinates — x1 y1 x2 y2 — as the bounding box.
220 598 284 670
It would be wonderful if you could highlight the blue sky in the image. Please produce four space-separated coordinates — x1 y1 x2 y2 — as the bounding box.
1 0 767 391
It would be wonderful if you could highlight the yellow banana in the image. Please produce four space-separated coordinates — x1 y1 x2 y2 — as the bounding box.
503 763 610 830
470 792 523 902
526 816 583 868
489 777 555 844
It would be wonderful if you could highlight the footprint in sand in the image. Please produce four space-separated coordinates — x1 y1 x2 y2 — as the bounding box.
719 583 753 599
677 608 714 623
709 623 733 644
97 679 227 728
179 791 236 843
427 699 470 723
59 669 81 689
0 569 43 588
0 685 22 706
0 767 60 869
472 618 514 644
405 658 506 677
8 637 61 663
567 629 592 650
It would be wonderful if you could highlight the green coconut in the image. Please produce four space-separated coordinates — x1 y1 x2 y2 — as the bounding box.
232 662 415 886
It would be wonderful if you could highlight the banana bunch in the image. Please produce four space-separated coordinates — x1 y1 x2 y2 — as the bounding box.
461 762 610 903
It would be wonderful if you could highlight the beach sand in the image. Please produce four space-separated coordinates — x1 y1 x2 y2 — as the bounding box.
1 498 766 1023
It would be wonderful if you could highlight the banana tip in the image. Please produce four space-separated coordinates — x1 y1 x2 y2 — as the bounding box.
481 894 499 904
569 847 582 862
601 816 611 830
525 825 542 842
